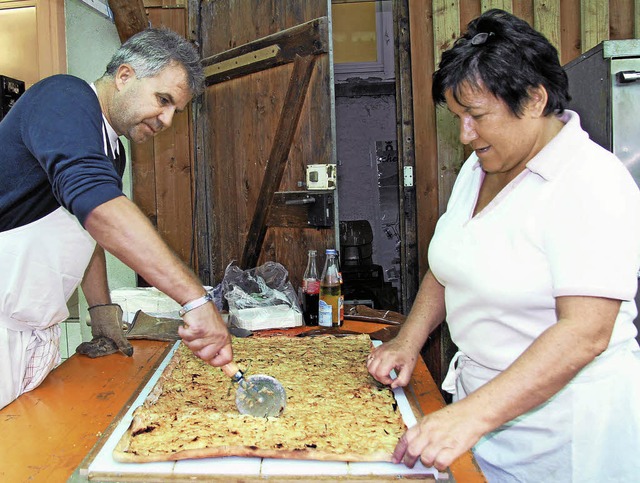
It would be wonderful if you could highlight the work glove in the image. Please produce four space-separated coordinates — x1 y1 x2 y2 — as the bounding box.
76 304 134 358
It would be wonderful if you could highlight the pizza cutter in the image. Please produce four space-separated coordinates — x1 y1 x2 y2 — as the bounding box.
222 362 287 418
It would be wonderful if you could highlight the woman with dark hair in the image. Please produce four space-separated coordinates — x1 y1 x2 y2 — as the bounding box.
367 9 640 482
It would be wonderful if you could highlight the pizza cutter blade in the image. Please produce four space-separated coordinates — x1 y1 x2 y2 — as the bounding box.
222 362 287 418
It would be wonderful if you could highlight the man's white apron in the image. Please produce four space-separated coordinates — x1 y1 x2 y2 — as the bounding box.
0 207 95 408
443 341 640 482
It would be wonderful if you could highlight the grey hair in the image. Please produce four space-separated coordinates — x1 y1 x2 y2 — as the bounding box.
104 27 205 96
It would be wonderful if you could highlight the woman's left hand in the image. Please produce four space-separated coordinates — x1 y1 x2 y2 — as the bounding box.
392 401 484 471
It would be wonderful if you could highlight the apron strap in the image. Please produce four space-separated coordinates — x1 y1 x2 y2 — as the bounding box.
442 350 464 395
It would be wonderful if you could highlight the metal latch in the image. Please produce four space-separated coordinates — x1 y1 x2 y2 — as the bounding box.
277 191 334 228
616 71 640 84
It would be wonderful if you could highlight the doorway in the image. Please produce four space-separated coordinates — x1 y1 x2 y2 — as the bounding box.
332 0 400 311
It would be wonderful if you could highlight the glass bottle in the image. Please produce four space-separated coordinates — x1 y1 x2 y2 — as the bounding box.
338 269 344 324
319 249 342 327
301 250 319 326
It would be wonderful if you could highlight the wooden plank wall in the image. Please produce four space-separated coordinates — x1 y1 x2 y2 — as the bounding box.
410 0 640 284
131 2 196 276
130 0 639 294
193 1 336 288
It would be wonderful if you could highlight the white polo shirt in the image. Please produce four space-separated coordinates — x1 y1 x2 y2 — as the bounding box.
429 110 640 371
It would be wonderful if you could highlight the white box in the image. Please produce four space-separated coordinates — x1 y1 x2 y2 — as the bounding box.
306 164 336 190
110 287 181 323
228 305 302 331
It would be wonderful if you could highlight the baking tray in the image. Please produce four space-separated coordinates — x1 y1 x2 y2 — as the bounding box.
75 340 444 481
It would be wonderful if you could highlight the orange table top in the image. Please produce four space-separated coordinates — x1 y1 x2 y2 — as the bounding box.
0 321 485 482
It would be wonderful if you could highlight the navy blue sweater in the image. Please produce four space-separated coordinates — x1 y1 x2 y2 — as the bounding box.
0 75 124 231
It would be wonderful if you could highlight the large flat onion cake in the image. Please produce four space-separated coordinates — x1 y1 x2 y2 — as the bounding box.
114 334 407 462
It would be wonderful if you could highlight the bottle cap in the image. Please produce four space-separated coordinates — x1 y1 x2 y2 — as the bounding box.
326 248 337 255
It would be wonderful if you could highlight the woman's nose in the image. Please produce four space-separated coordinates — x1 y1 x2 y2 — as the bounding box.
459 117 477 145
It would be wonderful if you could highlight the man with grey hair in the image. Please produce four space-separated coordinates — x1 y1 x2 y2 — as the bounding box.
0 28 231 409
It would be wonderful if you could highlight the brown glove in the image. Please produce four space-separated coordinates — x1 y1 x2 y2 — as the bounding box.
76 304 134 358
126 310 181 341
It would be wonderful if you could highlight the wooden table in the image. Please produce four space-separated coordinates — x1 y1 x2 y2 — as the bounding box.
0 321 485 482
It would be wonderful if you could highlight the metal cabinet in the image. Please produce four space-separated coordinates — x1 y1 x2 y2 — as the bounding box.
565 40 640 343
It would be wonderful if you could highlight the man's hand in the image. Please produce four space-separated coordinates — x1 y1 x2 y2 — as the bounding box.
76 304 134 358
178 302 233 367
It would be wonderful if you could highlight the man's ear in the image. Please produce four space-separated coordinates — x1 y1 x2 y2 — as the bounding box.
114 64 136 91
525 85 548 118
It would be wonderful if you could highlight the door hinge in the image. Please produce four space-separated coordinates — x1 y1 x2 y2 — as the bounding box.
403 166 414 187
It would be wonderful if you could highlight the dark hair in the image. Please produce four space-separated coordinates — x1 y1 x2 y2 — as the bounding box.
432 9 569 116
103 28 204 96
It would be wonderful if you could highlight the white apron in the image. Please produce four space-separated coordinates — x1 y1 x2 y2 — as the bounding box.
443 341 640 483
0 207 95 409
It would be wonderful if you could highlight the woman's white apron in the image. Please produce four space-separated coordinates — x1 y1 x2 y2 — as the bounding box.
443 342 640 482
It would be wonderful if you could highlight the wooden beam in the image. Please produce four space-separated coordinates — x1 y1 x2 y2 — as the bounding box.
433 0 463 214
202 17 329 86
143 0 184 6
267 192 312 228
108 0 148 42
481 0 513 12
204 45 281 79
533 0 561 51
240 54 316 270
395 0 419 314
581 0 609 51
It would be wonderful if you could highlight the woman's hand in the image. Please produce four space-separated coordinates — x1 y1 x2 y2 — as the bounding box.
367 337 420 388
367 270 446 389
393 400 484 471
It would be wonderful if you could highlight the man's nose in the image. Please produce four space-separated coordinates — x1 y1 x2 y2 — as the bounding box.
158 107 176 130
459 116 477 145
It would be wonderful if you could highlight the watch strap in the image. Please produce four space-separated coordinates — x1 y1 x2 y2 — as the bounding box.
179 291 213 317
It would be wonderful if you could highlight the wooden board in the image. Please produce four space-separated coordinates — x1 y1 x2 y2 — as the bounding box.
113 335 406 463
192 0 337 290
130 5 196 269
82 338 442 481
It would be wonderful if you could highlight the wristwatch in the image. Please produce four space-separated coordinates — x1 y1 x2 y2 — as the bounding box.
179 290 213 317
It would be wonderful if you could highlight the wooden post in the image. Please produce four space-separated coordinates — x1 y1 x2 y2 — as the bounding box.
481 0 513 12
108 0 148 42
581 0 609 51
533 0 561 51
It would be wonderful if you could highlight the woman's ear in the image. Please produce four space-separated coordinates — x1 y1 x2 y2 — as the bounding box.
525 85 548 118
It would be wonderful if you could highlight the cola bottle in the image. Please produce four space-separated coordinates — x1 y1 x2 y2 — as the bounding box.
301 250 319 326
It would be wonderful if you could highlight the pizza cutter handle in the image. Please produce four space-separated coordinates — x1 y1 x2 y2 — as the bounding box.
222 362 244 383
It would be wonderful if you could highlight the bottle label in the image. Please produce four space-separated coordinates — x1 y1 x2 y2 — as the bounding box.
306 280 320 294
318 300 333 327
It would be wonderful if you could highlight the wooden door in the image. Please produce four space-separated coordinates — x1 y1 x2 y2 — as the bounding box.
0 0 66 85
131 3 195 273
191 1 337 290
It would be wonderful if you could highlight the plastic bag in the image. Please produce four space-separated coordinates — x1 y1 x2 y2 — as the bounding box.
221 261 301 313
